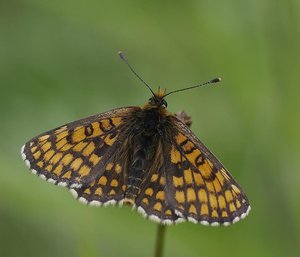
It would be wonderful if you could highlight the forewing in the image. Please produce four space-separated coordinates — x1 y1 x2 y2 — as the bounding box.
21 107 138 189
166 116 251 226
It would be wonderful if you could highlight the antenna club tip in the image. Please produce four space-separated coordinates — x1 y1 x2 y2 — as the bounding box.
210 77 222 83
118 51 126 60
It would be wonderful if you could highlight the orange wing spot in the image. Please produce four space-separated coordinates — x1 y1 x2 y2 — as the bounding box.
91 122 102 137
193 172 204 186
84 188 91 195
232 190 238 198
216 170 225 185
222 211 228 218
106 163 113 171
101 119 112 130
104 134 118 146
95 187 102 195
122 185 126 191
184 168 193 184
200 159 212 178
189 204 197 215
62 170 72 179
55 126 67 134
45 164 53 172
56 131 68 141
53 164 63 175
83 142 95 156
30 146 37 153
171 145 181 164
71 158 83 170
89 154 101 166
79 165 90 177
41 142 51 152
235 199 241 208
111 117 122 126
154 202 162 212
98 176 107 185
51 152 63 165
206 181 215 193
159 176 165 185
73 141 88 152
175 190 185 204
198 189 208 203
39 135 50 142
60 143 73 151
44 150 55 161
209 194 218 209
173 176 184 187
33 150 41 160
218 195 226 209
229 202 236 212
213 178 222 193
72 126 85 143
37 161 44 168
110 179 119 187
175 134 187 145
109 189 116 196
61 153 73 166
186 149 201 166
187 188 196 202
115 164 122 173
56 138 67 149
225 190 233 202
151 174 159 182
221 168 231 181
212 210 219 218
200 204 209 215
231 185 241 194
145 188 154 196
156 191 165 201
142 198 149 205
182 140 194 152
165 209 172 216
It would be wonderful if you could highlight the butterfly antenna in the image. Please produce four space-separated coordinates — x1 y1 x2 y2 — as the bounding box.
163 77 221 98
118 51 155 96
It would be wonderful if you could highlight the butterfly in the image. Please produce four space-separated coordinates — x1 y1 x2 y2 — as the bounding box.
21 52 250 226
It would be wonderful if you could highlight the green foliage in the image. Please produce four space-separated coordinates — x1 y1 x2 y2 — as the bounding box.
0 1 299 256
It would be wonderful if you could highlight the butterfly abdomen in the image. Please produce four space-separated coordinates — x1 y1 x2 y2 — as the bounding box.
124 137 148 202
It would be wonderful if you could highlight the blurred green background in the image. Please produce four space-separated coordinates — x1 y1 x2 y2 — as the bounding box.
1 0 299 256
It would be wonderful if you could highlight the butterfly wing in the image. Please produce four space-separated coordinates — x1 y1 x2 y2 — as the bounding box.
133 153 185 224
128 139 185 225
21 107 138 194
73 159 127 206
164 116 251 226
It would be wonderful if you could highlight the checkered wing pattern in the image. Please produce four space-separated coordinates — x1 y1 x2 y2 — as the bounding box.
134 165 184 224
21 107 138 193
164 117 251 226
73 160 126 206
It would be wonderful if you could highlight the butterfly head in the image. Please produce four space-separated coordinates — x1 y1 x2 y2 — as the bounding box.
148 87 168 108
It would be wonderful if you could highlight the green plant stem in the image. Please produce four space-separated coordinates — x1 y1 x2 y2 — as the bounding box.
154 224 166 257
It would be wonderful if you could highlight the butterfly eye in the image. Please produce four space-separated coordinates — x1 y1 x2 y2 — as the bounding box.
148 97 155 105
161 99 168 108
